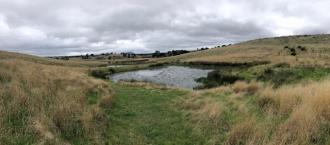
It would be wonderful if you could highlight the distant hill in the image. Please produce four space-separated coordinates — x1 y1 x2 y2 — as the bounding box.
0 50 107 67
167 34 330 67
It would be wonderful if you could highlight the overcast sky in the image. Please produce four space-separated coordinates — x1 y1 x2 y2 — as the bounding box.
0 0 328 56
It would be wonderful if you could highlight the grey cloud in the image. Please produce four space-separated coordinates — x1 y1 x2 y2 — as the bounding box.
0 0 327 56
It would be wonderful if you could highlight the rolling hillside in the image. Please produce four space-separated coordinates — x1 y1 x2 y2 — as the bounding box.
1 34 330 145
0 51 112 144
0 51 107 67
167 34 330 67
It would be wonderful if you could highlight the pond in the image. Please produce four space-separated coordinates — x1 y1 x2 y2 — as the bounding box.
109 66 213 89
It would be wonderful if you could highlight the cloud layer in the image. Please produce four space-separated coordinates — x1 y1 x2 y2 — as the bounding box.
0 0 328 56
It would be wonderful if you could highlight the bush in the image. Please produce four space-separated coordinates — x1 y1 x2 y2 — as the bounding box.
289 48 296 52
196 71 243 89
90 68 114 79
257 68 300 87
298 46 307 51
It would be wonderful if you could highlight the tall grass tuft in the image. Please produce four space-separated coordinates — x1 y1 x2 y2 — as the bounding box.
0 58 112 144
258 80 330 145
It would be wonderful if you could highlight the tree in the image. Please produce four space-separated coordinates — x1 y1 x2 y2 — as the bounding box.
152 50 161 58
82 54 90 59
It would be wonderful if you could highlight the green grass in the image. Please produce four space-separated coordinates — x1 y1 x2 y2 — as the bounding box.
2 34 330 144
106 83 207 145
191 92 240 144
86 90 101 105
196 64 330 89
257 67 330 87
104 82 279 145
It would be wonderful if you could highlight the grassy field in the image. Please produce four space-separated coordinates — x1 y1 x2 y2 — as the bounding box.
1 34 330 145
106 83 207 145
0 51 112 144
164 34 330 67
182 80 330 145
0 51 107 67
102 35 330 145
105 80 330 145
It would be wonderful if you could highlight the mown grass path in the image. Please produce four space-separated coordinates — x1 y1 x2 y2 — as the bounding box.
106 84 206 145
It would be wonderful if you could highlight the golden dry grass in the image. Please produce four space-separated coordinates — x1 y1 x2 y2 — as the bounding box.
0 50 107 67
191 98 223 121
225 118 265 145
258 80 330 145
165 34 330 67
232 81 260 94
180 79 330 145
0 55 112 144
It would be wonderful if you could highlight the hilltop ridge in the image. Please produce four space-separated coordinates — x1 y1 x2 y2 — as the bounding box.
166 34 330 67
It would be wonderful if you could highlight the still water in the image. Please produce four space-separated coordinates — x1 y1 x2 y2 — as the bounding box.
109 66 212 89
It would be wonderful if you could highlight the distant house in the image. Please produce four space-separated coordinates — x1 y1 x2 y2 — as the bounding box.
122 52 136 58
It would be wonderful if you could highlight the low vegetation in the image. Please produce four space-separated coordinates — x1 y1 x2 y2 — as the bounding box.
196 70 244 89
179 80 330 145
163 34 330 67
0 51 107 67
0 52 112 144
194 62 330 89
107 82 207 145
90 35 330 145
2 34 330 145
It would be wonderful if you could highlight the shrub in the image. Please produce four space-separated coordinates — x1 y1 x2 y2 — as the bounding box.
196 71 243 89
257 68 302 87
90 68 114 79
296 45 307 51
289 47 296 52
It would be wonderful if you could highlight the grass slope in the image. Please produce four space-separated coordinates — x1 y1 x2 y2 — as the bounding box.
2 33 330 145
0 51 112 144
0 51 107 67
165 34 330 67
107 83 206 145
104 80 330 145
180 80 330 145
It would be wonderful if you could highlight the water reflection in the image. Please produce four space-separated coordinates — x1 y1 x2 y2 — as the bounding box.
109 66 212 89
